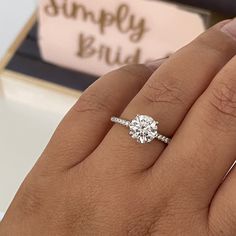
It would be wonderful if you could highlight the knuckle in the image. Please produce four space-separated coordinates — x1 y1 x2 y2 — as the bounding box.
209 82 236 119
143 78 187 107
201 81 236 133
73 63 152 115
74 88 112 114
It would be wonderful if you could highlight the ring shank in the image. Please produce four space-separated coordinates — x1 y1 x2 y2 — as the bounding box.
155 134 171 144
111 117 130 127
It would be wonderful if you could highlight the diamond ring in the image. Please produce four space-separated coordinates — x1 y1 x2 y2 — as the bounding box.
111 115 171 144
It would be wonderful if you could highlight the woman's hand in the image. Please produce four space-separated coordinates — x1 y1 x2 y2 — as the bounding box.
1 19 236 236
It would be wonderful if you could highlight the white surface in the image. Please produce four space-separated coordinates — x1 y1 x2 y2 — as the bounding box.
0 0 36 214
0 0 39 215
0 0 78 213
0 75 77 213
0 211 4 221
0 0 76 214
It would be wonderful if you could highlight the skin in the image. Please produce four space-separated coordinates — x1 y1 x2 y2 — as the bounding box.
1 20 236 235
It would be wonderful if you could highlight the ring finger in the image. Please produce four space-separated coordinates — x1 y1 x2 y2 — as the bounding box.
91 20 236 173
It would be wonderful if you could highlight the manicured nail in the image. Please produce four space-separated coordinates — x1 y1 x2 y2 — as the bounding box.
221 18 236 40
145 57 168 72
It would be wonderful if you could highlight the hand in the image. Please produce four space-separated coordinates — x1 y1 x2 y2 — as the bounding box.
1 19 236 236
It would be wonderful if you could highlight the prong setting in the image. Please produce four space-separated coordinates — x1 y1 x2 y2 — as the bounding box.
111 115 171 144
129 115 158 144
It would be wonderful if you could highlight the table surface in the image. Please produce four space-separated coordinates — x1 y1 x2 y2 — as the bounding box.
0 1 78 215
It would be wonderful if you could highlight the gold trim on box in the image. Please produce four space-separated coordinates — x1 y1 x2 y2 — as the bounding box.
2 70 81 97
0 11 81 98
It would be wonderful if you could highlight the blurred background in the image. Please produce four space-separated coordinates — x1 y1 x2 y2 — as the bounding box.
0 0 235 218
0 0 78 217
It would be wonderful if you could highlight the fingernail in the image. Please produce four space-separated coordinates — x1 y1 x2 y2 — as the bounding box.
145 57 168 72
221 18 236 40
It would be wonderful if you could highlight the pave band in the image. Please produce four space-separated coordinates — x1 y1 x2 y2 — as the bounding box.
111 115 171 144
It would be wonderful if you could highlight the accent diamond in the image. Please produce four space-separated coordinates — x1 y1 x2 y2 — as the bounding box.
129 115 158 144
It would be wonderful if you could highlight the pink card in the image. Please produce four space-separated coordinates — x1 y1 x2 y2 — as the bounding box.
39 0 206 76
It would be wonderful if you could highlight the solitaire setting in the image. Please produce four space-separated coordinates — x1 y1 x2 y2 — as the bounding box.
111 115 171 144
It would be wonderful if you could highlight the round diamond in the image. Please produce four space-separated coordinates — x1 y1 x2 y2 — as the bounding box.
129 115 158 144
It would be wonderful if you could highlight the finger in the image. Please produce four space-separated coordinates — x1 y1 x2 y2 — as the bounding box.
38 63 160 172
208 163 236 235
92 20 236 173
155 53 236 206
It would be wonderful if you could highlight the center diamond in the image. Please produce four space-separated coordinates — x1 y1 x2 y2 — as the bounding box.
129 115 158 144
